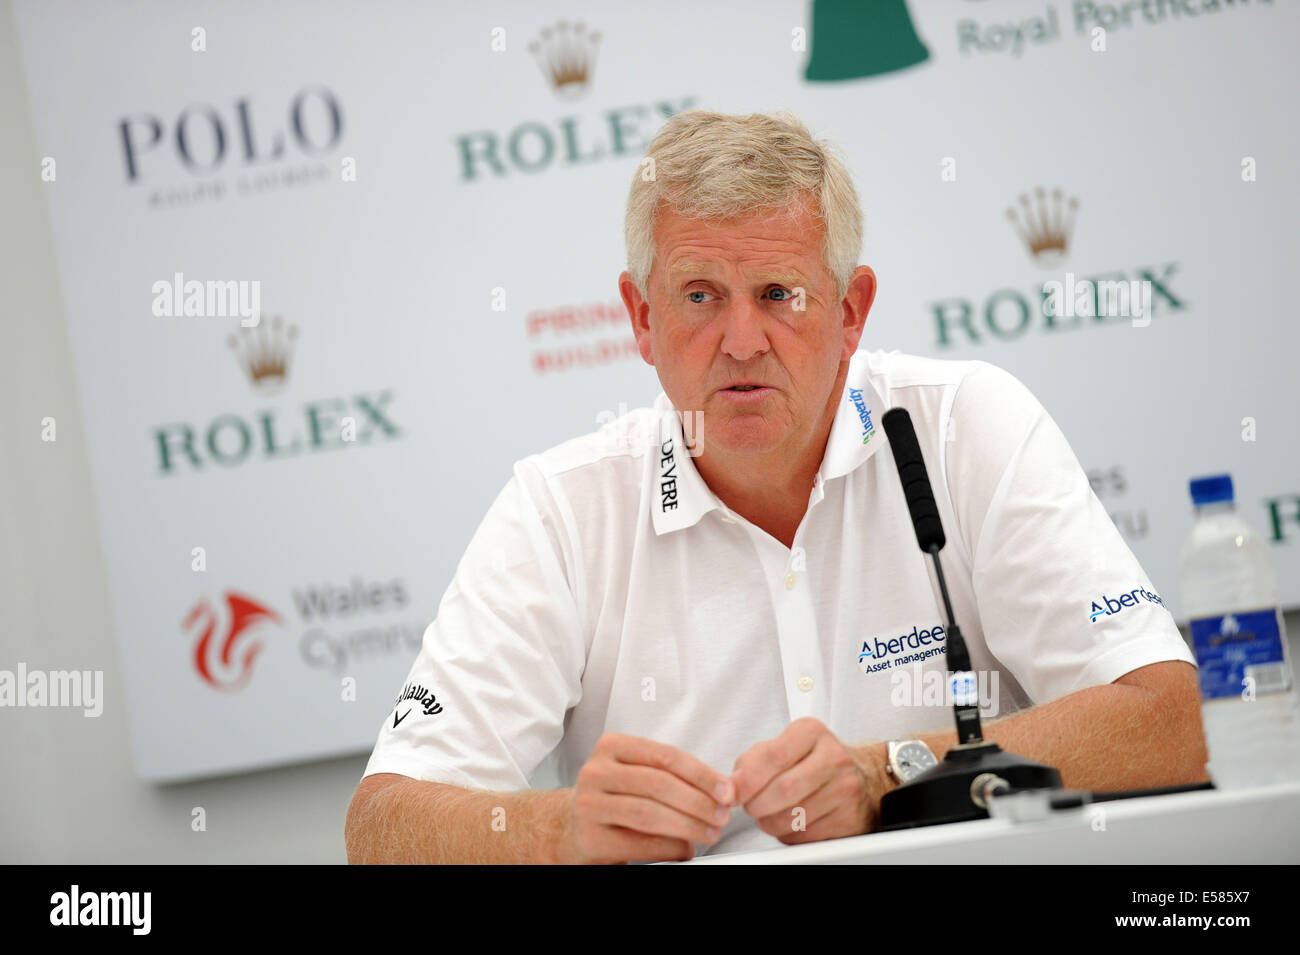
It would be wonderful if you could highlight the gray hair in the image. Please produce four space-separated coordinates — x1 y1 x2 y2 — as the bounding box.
625 110 863 301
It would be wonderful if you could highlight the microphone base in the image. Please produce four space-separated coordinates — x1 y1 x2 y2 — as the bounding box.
878 741 1062 831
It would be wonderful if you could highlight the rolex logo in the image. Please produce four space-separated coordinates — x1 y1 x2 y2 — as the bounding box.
529 20 600 98
228 316 298 392
1006 187 1079 266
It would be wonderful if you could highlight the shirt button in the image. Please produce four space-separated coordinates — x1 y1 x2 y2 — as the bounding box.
797 675 814 692
784 572 797 590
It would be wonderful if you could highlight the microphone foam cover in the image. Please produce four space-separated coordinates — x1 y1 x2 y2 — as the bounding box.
882 407 945 552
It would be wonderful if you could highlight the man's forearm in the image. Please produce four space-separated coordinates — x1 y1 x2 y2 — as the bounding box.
346 778 573 864
858 677 1210 795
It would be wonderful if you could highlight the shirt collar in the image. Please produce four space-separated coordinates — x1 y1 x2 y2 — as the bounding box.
648 352 891 536
649 394 721 535
818 352 891 484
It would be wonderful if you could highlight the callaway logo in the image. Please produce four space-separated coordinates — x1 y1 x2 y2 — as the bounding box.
1089 586 1165 621
393 681 444 726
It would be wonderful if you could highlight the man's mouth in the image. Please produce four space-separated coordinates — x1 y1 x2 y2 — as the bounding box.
720 383 772 401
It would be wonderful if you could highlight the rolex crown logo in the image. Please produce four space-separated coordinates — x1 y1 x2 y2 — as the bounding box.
529 20 600 98
1006 187 1079 267
228 316 298 392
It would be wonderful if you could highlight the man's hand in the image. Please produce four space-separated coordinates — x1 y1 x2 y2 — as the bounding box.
729 717 891 844
560 733 735 864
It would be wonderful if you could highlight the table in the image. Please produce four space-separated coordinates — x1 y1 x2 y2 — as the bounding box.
682 781 1300 864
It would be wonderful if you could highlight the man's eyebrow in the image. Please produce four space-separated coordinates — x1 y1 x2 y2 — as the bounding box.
754 269 809 288
667 260 715 277
666 261 810 287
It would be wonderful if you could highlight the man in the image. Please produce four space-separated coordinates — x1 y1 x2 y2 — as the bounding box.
345 110 1207 864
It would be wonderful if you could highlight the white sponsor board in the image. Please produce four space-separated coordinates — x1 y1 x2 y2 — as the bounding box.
13 0 1297 779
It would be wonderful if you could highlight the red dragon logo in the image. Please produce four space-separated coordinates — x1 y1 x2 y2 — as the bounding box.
184 592 281 691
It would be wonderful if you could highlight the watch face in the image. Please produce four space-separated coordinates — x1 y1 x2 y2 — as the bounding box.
895 741 937 781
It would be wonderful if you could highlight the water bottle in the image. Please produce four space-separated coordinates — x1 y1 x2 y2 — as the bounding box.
1178 473 1300 788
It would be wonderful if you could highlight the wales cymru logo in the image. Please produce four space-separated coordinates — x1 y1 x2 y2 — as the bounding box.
184 591 282 691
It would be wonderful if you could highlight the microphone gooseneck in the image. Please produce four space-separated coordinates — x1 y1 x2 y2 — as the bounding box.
880 408 983 745
876 407 1062 830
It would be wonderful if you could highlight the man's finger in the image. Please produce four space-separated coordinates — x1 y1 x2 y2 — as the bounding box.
754 773 849 837
775 798 865 845
603 763 731 829
743 739 836 819
592 793 722 845
610 735 733 805
730 718 825 806
607 828 695 864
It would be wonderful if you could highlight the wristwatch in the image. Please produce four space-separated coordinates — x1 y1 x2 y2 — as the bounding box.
885 739 937 783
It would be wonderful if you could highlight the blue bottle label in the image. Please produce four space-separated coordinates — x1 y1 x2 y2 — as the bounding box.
1188 608 1290 701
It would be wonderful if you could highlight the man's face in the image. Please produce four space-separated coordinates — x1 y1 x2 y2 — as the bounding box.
621 195 873 458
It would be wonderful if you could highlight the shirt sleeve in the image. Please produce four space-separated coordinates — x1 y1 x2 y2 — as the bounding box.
946 361 1196 705
361 456 586 790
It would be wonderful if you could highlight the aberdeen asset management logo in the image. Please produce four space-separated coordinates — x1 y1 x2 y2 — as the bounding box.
184 591 282 690
859 622 947 674
1089 586 1165 622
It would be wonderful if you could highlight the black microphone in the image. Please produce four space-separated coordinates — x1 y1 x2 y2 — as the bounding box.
881 408 983 744
877 408 1062 830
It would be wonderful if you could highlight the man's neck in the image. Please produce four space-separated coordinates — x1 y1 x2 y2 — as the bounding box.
691 364 847 549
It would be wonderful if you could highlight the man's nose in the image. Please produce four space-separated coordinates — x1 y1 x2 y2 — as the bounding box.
718 295 770 362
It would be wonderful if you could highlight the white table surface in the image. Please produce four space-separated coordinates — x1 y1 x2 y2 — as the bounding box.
681 781 1300 864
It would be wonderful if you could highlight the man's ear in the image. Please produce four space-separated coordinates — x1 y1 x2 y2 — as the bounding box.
839 266 877 360
619 270 655 366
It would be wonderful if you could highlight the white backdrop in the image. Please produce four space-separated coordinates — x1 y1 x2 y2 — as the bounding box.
13 0 1298 781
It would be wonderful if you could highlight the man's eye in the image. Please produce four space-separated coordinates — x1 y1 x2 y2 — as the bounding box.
687 290 711 303
767 287 792 302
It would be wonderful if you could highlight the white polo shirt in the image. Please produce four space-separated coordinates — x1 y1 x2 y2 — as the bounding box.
362 348 1195 856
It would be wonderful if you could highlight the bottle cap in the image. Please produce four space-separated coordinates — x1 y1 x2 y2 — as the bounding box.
1189 474 1234 506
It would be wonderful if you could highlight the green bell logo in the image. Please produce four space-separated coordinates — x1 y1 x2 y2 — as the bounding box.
805 0 930 82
